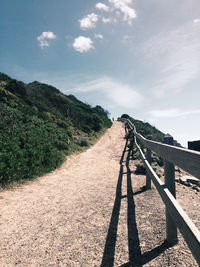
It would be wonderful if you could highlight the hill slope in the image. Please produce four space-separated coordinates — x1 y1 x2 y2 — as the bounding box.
119 114 181 146
0 72 112 186
119 114 164 142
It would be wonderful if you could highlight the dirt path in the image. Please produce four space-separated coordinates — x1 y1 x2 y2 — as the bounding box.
0 121 199 266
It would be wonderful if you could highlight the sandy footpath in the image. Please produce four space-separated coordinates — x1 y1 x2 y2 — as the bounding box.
0 121 199 266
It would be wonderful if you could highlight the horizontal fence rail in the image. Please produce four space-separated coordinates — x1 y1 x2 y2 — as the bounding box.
127 119 200 179
125 119 200 265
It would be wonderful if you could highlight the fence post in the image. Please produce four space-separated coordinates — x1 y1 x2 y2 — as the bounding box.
163 135 178 244
125 123 128 137
146 135 152 189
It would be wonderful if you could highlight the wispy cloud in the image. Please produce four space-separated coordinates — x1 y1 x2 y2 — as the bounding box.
72 76 142 108
94 33 103 39
37 31 56 49
72 36 94 53
79 13 98 30
102 17 117 23
121 35 132 44
142 21 200 97
193 18 200 23
148 108 200 119
11 69 141 109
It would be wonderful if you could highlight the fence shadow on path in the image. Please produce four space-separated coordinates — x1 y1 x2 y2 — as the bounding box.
101 139 170 267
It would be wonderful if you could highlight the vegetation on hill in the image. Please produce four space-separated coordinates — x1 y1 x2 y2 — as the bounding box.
120 114 181 146
119 114 181 176
120 114 165 142
0 72 112 186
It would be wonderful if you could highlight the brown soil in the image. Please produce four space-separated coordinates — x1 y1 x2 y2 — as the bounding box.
0 121 199 266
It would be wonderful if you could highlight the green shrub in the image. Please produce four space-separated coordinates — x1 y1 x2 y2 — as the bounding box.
78 137 90 147
0 73 112 186
0 72 12 82
5 79 26 97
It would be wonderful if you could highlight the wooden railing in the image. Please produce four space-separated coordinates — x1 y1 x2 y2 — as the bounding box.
124 119 200 265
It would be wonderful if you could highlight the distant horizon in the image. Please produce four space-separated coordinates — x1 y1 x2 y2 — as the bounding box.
1 0 200 147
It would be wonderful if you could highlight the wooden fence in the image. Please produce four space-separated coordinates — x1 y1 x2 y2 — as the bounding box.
125 119 200 265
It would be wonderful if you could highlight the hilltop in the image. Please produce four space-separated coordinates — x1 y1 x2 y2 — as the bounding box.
119 114 181 146
119 114 165 142
0 72 112 186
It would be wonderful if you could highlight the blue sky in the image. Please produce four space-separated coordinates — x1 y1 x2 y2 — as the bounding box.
1 0 200 146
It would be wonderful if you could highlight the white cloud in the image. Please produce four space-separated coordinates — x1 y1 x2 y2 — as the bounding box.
79 13 98 30
37 31 56 49
72 76 142 108
148 108 200 119
102 17 117 23
116 10 121 16
108 0 137 24
95 33 103 39
102 17 111 23
96 2 110 12
77 0 137 36
193 18 200 23
72 36 94 53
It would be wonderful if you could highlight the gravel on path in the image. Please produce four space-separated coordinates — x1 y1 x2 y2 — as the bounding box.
0 121 199 266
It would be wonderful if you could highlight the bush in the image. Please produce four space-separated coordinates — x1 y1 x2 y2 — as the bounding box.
5 79 26 97
0 72 12 82
0 103 68 185
0 74 112 186
77 137 90 147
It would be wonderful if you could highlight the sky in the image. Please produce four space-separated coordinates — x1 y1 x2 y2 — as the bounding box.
0 0 200 147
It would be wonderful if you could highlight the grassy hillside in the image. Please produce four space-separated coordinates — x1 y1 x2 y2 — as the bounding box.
0 72 112 186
